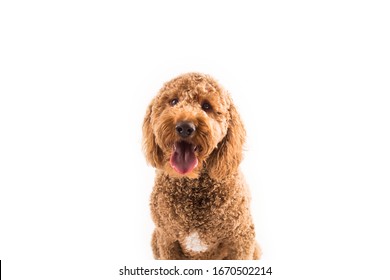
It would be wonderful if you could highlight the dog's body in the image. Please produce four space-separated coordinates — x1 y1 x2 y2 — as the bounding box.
143 73 260 259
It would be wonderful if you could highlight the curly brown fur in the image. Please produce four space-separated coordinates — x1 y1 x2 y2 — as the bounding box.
143 72 261 260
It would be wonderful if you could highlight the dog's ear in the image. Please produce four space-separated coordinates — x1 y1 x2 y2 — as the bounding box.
207 99 246 180
142 100 164 168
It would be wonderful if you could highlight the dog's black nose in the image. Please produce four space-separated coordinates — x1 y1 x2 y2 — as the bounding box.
176 121 196 138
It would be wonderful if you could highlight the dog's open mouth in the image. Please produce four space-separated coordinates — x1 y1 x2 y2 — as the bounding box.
170 141 198 175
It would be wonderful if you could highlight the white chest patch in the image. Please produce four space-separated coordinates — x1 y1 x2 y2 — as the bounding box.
184 232 208 253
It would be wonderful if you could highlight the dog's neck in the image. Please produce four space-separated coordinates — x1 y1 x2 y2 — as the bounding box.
157 169 239 190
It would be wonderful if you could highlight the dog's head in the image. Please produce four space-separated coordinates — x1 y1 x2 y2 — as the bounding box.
142 73 245 180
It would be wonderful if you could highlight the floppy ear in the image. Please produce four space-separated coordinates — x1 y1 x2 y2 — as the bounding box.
207 100 246 180
142 100 164 168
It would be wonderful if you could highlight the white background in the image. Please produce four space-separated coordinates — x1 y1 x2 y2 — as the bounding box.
1 0 389 279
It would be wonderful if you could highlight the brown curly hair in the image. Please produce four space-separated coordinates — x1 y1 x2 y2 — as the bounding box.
143 72 260 259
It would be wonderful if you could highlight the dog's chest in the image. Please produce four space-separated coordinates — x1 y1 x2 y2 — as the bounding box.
153 173 231 238
169 181 225 225
183 231 208 253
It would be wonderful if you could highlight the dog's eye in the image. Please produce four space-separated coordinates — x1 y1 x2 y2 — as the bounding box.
202 102 212 111
170 98 179 106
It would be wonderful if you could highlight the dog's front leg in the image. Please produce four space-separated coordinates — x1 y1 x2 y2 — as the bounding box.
222 228 258 260
152 229 187 260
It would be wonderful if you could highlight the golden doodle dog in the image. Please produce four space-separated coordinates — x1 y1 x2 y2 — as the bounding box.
143 72 260 260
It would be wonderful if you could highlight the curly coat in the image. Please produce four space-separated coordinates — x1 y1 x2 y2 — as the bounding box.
143 72 260 259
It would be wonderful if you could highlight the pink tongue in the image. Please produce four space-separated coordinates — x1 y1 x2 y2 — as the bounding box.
170 141 198 174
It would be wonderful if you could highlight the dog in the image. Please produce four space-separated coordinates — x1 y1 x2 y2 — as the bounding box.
142 72 260 259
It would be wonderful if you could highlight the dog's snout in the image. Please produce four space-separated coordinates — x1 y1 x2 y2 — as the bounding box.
176 121 196 138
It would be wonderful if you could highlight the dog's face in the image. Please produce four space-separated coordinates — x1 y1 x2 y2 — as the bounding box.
143 73 245 179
